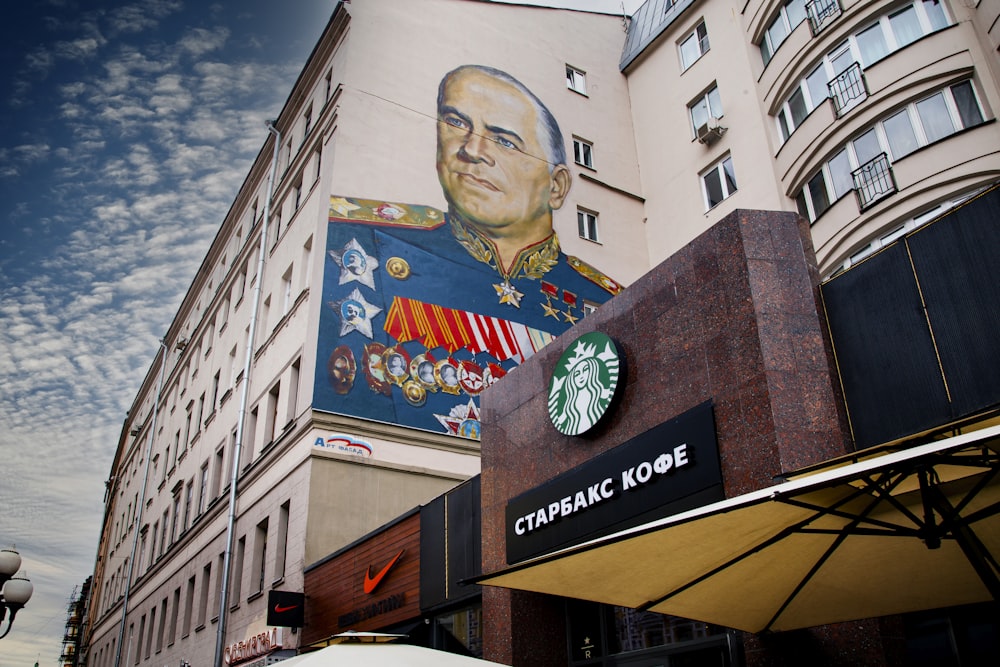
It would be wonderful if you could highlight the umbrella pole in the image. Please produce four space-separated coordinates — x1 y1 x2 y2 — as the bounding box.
920 469 1000 600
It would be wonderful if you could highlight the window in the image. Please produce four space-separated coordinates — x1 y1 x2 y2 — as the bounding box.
232 537 246 605
170 491 181 543
252 518 269 595
573 138 594 168
566 65 586 94
689 85 723 136
212 445 224 499
274 501 290 582
198 563 211 627
267 384 281 445
160 509 170 553
776 1 953 143
198 461 209 515
281 265 293 316
182 576 195 637
577 209 599 243
794 81 983 222
701 156 738 210
760 0 807 64
169 587 180 645
183 480 193 530
156 597 167 652
213 553 225 618
679 21 709 70
302 104 313 141
150 522 159 566
136 614 146 663
324 69 333 102
145 607 155 658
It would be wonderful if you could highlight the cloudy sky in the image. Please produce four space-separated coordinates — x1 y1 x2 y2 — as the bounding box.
0 0 642 663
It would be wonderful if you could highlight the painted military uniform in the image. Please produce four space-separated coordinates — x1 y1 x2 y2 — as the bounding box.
315 196 622 438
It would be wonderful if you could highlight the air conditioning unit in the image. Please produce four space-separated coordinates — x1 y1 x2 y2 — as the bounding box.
696 118 727 145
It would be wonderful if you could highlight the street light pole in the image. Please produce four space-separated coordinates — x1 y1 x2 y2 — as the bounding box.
0 547 33 639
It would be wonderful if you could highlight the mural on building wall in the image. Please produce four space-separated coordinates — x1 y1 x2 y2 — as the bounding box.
314 65 622 438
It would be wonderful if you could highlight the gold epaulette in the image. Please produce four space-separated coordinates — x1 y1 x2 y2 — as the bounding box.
566 255 624 295
329 196 446 229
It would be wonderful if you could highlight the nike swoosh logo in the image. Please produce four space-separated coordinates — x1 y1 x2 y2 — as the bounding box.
273 604 298 613
363 548 405 594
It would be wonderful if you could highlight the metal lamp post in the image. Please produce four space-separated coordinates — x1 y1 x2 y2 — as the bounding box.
0 547 33 639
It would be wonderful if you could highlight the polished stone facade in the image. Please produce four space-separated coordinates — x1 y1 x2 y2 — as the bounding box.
478 209 896 665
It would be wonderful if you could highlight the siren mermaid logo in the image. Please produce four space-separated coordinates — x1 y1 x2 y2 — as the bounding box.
548 332 622 436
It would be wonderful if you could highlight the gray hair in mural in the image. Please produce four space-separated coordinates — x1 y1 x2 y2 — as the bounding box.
437 64 567 169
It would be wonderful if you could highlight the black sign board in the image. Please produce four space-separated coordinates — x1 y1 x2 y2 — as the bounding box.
505 401 723 563
267 590 305 628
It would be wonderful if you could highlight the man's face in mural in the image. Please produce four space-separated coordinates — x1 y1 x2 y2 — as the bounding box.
436 68 570 240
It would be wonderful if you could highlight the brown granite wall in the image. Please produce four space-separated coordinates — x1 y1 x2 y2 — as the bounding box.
480 209 870 666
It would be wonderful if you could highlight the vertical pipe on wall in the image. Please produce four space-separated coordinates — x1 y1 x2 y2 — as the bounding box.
214 119 282 667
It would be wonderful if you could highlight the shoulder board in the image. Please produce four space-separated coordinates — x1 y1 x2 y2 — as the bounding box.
566 255 623 295
329 196 446 229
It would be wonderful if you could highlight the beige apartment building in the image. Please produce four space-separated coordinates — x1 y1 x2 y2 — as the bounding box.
82 0 1000 666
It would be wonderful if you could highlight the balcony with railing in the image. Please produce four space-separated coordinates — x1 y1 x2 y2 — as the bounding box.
828 62 867 117
852 153 896 210
806 0 841 36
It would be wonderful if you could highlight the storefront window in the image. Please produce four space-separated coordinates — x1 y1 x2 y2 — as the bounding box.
568 602 739 666
431 605 483 658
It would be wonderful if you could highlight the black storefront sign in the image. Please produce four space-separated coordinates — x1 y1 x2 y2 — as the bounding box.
267 590 305 628
505 401 723 563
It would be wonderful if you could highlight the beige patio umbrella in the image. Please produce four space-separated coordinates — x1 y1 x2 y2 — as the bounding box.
277 632 507 666
476 424 1000 633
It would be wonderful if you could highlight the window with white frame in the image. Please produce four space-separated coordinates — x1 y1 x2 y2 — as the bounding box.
577 209 599 242
566 65 587 95
679 21 709 70
760 0 808 65
828 186 988 277
573 138 594 168
775 1 952 143
795 81 984 222
689 85 723 136
701 156 738 210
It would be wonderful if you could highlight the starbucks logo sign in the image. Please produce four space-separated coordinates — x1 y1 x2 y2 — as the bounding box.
548 332 622 436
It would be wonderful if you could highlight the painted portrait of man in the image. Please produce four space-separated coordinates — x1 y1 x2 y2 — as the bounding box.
317 64 622 437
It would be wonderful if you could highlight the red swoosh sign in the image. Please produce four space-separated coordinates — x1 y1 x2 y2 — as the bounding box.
363 548 405 594
273 604 298 613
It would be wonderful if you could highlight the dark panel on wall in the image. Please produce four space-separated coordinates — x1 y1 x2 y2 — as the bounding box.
447 475 481 600
822 244 949 448
907 188 1000 417
822 185 1000 449
421 477 481 611
420 496 447 609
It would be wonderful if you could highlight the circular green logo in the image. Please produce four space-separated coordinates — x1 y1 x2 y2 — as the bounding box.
547 332 622 436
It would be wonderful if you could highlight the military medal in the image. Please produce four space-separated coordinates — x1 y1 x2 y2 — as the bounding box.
331 238 378 289
331 288 382 338
410 353 439 392
494 280 524 308
327 345 356 395
435 359 462 395
383 346 411 387
362 342 392 396
457 360 485 395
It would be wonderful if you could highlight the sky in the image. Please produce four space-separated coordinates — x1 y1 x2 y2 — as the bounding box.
0 0 643 663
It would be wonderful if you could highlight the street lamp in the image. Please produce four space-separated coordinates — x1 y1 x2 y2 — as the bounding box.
0 547 33 639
